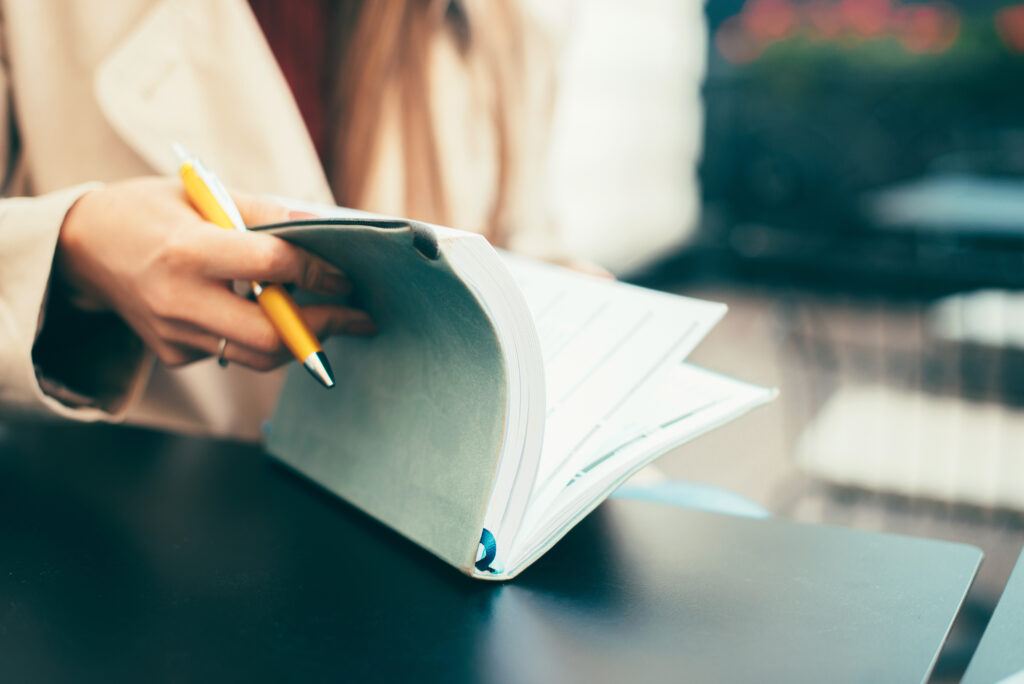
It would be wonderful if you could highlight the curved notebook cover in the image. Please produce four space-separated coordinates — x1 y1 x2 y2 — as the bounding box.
260 219 508 573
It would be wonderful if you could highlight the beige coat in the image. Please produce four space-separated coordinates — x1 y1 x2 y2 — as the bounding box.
0 0 553 439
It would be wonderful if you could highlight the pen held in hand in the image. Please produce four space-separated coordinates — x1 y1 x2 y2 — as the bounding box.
172 143 336 388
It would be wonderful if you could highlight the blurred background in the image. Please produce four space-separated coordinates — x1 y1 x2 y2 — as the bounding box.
538 0 1024 680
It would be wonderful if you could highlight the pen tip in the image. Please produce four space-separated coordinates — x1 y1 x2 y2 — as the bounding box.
303 351 336 389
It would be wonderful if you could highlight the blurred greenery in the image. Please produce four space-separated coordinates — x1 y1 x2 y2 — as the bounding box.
693 4 1024 291
736 19 1023 86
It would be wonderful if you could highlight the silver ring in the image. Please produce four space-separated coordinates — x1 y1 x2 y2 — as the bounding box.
217 337 229 368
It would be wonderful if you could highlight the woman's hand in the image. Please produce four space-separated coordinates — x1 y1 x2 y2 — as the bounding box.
551 257 615 280
56 177 373 371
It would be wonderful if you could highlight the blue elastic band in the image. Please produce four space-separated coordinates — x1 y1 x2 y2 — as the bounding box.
475 528 497 572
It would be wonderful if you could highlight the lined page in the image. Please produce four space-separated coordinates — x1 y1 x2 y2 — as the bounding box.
501 256 726 491
511 363 774 566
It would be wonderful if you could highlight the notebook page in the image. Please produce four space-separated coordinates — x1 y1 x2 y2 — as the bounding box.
560 363 773 495
511 364 774 569
500 256 726 492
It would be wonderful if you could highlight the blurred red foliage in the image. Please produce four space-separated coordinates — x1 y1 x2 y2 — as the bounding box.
716 0 966 63
997 4 1024 53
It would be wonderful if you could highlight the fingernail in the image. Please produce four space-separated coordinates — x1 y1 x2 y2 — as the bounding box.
321 272 353 296
288 210 319 221
343 318 378 336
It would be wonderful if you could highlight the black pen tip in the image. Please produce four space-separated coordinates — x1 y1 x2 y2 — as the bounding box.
303 351 335 388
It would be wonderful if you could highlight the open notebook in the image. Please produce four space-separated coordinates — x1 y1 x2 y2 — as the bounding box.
259 210 773 580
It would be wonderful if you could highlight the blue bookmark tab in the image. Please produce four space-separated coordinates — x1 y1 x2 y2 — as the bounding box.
475 528 497 573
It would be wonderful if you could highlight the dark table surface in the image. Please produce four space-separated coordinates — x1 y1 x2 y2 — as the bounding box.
0 419 982 683
963 548 1024 684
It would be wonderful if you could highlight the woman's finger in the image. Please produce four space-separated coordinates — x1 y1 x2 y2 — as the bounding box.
299 303 378 337
218 340 290 371
169 284 285 354
159 305 376 373
150 341 207 369
167 284 376 356
228 195 350 294
193 228 351 295
294 253 353 296
230 192 292 228
159 319 288 371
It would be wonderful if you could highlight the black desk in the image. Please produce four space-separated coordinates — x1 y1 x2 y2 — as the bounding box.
0 420 981 683
963 549 1024 684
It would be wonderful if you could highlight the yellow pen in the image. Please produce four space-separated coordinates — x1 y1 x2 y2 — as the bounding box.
173 144 335 388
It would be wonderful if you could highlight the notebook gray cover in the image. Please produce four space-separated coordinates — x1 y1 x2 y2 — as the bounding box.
262 220 508 571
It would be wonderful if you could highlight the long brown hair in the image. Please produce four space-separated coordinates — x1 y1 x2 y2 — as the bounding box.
328 0 528 244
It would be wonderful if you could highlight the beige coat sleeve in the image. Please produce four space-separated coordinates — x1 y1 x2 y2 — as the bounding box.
0 17 149 421
0 183 155 421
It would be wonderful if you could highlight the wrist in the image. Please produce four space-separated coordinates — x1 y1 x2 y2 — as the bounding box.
55 187 109 312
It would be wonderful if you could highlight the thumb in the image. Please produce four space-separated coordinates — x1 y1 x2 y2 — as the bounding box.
232 192 293 228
